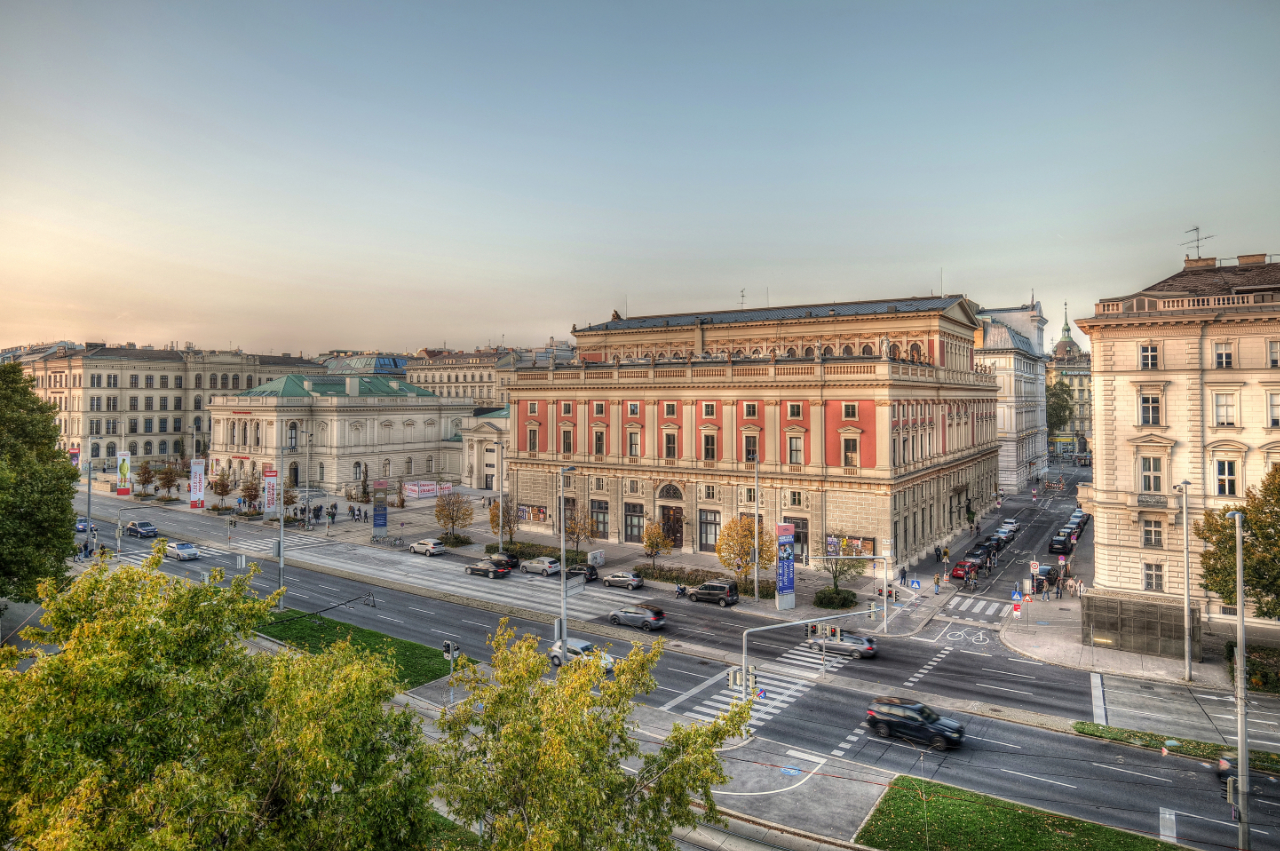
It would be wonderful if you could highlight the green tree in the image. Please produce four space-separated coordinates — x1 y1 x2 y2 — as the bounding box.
155 463 180 498
432 620 750 850
641 520 673 568
209 467 234 508
715 515 777 583
821 530 871 591
0 552 440 850
0 362 78 603
239 472 261 507
1046 378 1074 435
565 499 596 552
134 460 156 494
1195 463 1280 617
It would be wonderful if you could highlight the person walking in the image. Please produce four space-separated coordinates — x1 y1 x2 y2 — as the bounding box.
898 566 908 586
1042 575 1053 601
933 572 942 595
1055 577 1064 599
942 547 950 566
934 545 942 563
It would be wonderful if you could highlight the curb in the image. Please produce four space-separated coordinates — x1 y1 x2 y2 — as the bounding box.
682 804 879 851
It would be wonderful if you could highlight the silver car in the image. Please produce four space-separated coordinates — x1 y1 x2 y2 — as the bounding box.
602 571 644 590
547 638 615 673
409 538 446 556
609 604 666 631
165 542 200 561
807 634 876 658
521 556 561 576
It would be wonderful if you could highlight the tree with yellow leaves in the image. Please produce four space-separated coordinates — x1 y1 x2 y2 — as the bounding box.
715 515 776 583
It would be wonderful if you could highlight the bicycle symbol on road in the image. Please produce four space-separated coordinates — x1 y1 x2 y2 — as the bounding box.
944 626 990 645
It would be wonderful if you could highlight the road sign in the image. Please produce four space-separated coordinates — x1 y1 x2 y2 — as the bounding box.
757 689 767 700
1012 589 1022 601
566 574 586 597
1029 561 1039 574
1013 603 1022 619
1058 555 1066 566
910 579 921 589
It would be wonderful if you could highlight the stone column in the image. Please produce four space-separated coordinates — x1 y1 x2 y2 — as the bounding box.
764 401 779 466
810 399 825 469
723 400 737 463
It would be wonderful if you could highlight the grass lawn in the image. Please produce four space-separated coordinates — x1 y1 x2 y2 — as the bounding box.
422 808 480 848
1073 721 1280 774
258 609 451 689
856 776 1170 851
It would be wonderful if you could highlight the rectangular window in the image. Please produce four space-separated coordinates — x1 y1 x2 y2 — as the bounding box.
628 431 640 457
1140 345 1159 370
143 418 153 434
594 477 605 491
843 438 859 466
1215 342 1233 369
89 419 101 435
628 402 639 416
1143 519 1163 548
744 434 758 462
744 402 757 418
704 484 716 500
173 396 182 410
129 396 139 411
159 397 168 411
107 374 118 388
561 401 571 415
90 374 101 388
624 503 645 543
1141 457 1162 492
144 397 154 411
745 487 756 503
129 375 139 388
172 417 181 432
665 432 677 458
789 491 802 507
787 403 802 419
106 419 118 435
174 376 183 389
703 433 716 460
665 402 676 417
1268 392 1280 429
843 403 857 419
527 429 538 451
106 396 118 411
698 509 720 553
1214 393 1236 426
593 431 605 455
562 430 573 454
788 436 803 464
89 396 102 411
590 500 609 537
158 418 168 433
1217 459 1237 496
702 402 715 417
1140 395 1161 425
159 375 168 389
144 375 154 389
627 479 638 494
1271 341 1280 368
594 402 605 416
1144 563 1164 592
528 402 538 414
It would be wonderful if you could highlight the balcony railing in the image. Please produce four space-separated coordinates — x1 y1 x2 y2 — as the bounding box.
515 359 993 387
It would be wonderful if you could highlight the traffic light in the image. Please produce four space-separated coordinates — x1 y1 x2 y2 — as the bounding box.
747 670 759 692
442 640 460 660
830 627 843 642
728 669 743 688
806 623 820 639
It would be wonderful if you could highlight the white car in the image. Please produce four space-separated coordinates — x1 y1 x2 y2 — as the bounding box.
548 638 615 674
166 542 200 561
521 556 562 576
1000 519 1020 533
409 539 446 556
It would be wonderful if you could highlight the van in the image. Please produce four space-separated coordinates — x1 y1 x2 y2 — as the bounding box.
688 580 740 607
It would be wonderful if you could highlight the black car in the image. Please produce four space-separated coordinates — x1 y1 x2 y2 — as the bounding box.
966 543 993 562
1048 531 1073 554
866 696 964 749
466 560 511 579
983 534 1006 552
488 552 520 571
568 563 598 582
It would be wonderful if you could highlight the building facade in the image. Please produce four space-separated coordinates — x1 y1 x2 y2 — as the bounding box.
206 374 481 495
406 348 515 404
974 305 1048 492
459 406 511 491
1046 305 1093 456
508 297 1000 567
22 343 325 467
1076 252 1280 628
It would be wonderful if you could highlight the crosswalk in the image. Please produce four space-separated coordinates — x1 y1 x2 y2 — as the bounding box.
944 596 1012 624
681 643 851 732
233 533 326 553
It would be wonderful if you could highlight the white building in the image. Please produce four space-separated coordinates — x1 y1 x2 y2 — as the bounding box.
974 302 1049 492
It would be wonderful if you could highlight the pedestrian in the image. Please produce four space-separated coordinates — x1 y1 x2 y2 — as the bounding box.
934 545 942 563
1041 577 1052 601
942 547 950 565
898 566 907 585
933 572 941 595
1055 577 1063 599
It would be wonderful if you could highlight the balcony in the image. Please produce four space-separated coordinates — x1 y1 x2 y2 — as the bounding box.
516 358 994 388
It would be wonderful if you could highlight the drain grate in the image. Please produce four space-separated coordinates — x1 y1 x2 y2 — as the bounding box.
1140 685 1155 691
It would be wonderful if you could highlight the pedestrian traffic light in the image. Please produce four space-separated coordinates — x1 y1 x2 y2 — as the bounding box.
747 672 758 692
728 669 743 688
830 627 843 642
806 623 820 639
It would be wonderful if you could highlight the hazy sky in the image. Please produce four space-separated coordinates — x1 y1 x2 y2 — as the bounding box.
2 2 1277 356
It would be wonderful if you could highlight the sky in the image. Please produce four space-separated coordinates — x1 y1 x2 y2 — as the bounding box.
2 1 1277 356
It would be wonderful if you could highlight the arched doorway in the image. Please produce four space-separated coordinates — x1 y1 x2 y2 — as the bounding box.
289 461 299 486
656 484 684 549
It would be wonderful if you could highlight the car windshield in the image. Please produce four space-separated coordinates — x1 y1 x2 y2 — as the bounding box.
640 605 663 616
176 543 194 549
918 706 940 722
138 522 154 529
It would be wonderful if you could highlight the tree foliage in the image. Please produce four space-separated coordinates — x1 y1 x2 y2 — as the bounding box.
435 491 474 536
489 498 518 545
0 551 440 850
1046 379 1074 435
0 362 77 602
283 482 298 508
209 468 234 507
239 473 261 506
715 515 776 582
432 620 750 851
641 520 673 568
820 530 870 591
1195 464 1280 617
156 463 180 498
565 500 596 552
134 460 156 493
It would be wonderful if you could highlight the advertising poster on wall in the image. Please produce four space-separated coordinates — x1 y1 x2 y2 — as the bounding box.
373 479 388 537
826 536 876 558
264 470 278 516
116 451 131 496
69 448 80 471
189 460 206 509
776 522 796 611
405 482 420 499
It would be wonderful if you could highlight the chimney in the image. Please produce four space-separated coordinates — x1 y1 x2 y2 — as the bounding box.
1184 255 1217 270
1239 254 1268 266
346 376 359 396
303 380 313 391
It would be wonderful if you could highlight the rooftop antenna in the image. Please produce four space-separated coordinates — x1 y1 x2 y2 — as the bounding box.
766 287 770 308
739 288 746 310
1181 226 1216 259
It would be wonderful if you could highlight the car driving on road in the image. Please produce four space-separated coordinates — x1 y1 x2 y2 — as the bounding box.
466 559 511 579
165 542 200 561
487 552 520 571
609 604 665 630
602 571 644 590
522 556 561 576
126 520 158 538
74 517 98 532
567 563 598 582
994 528 1016 545
807 633 876 658
1000 518 1020 533
687 580 739 607
409 538 446 556
547 638 615 674
1048 531 1074 554
866 696 964 749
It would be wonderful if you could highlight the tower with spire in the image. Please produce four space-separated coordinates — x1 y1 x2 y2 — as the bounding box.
1054 301 1081 359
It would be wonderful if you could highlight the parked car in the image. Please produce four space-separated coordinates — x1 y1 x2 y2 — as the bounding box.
1000 518 1021 532
164 541 199 560
951 561 978 580
610 604 666 630
1070 510 1091 529
1036 564 1060 583
866 696 965 749
567 563 599 582
522 556 561 576
807 633 876 658
687 580 740 607
466 559 510 579
547 637 615 674
409 538 446 556
602 571 644 590
126 520 158 538
74 517 98 532
994 528 1016 545
1048 531 1074 554
983 534 1006 552
966 543 993 562
1064 518 1082 535
488 552 520 571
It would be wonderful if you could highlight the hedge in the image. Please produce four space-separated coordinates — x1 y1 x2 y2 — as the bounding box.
1225 640 1280 695
814 587 859 609
1072 721 1280 774
439 533 473 547
484 541 587 565
634 564 776 599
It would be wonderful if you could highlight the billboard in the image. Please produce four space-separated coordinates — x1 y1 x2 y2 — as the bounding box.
264 470 278 516
69 448 80 471
776 522 795 610
404 480 453 499
189 460 205 509
826 535 876 558
116 451 131 496
373 479 388 537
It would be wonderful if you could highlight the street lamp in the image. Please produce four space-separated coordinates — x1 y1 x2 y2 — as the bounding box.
559 465 576 643
1173 480 1193 682
1227 510 1251 850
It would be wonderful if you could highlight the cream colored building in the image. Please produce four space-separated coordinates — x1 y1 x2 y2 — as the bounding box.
406 348 512 404
974 305 1049 492
22 343 324 467
458 406 511 491
1077 252 1280 627
1046 306 1092 456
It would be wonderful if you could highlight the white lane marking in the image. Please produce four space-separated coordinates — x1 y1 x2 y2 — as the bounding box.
975 683 1034 696
966 736 1021 748
959 649 993 656
999 768 1076 788
982 668 1037 679
670 668 709 677
655 686 682 693
319 584 340 591
408 606 435 615
462 620 493 629
1111 708 1171 720
659 668 729 712
1093 762 1172 782
1010 658 1043 665
680 628 717 636
431 629 460 637
1168 810 1270 835
291 593 309 599
377 615 403 624
957 598 974 611
1091 672 1107 724
1000 604 1012 616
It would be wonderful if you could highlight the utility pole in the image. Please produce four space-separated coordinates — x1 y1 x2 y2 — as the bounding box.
753 444 760 602
277 432 285 612
496 441 505 549
1178 480 1192 682
1228 510 1250 849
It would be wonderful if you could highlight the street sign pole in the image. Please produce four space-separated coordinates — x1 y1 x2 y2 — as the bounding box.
1228 511 1251 849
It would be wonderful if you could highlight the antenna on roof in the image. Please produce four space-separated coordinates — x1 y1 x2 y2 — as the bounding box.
739 288 745 310
1181 226 1216 259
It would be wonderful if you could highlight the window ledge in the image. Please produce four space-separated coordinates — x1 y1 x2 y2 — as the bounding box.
1134 424 1170 431
1209 426 1245 434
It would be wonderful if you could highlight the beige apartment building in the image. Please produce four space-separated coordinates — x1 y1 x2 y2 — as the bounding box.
974 302 1049 492
1077 252 1280 629
1047 307 1092 456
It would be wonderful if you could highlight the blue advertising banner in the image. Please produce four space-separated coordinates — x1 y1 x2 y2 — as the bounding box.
776 523 795 596
373 479 388 535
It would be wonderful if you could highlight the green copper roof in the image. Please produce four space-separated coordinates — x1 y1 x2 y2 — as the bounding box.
478 405 510 418
237 374 435 398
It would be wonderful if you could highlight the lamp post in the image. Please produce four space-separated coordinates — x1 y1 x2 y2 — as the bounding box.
753 443 760 603
1175 480 1193 682
1227 510 1250 849
496 440 505 550
559 465 576 643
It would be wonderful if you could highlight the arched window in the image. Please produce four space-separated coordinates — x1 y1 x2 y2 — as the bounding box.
909 343 922 360
143 441 153 455
245 375 253 388
426 454 434 472
658 484 683 501
173 440 182 456
158 440 168 455
254 423 261 445
128 441 138 455
231 374 240 390
804 347 814 357
91 443 101 458
318 463 325 481
405 457 413 475
195 374 203 389
842 345 853 356
383 458 391 476
106 442 117 456
823 346 833 356
752 348 761 356
786 348 797 358
288 422 298 448
288 461 298 486
734 349 745 357
862 344 874 356
220 374 229 389
353 461 362 480
890 344 901 359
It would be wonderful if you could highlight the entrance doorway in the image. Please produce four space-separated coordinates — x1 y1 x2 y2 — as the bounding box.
660 505 684 549
288 461 299 487
783 516 809 564
485 474 494 489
